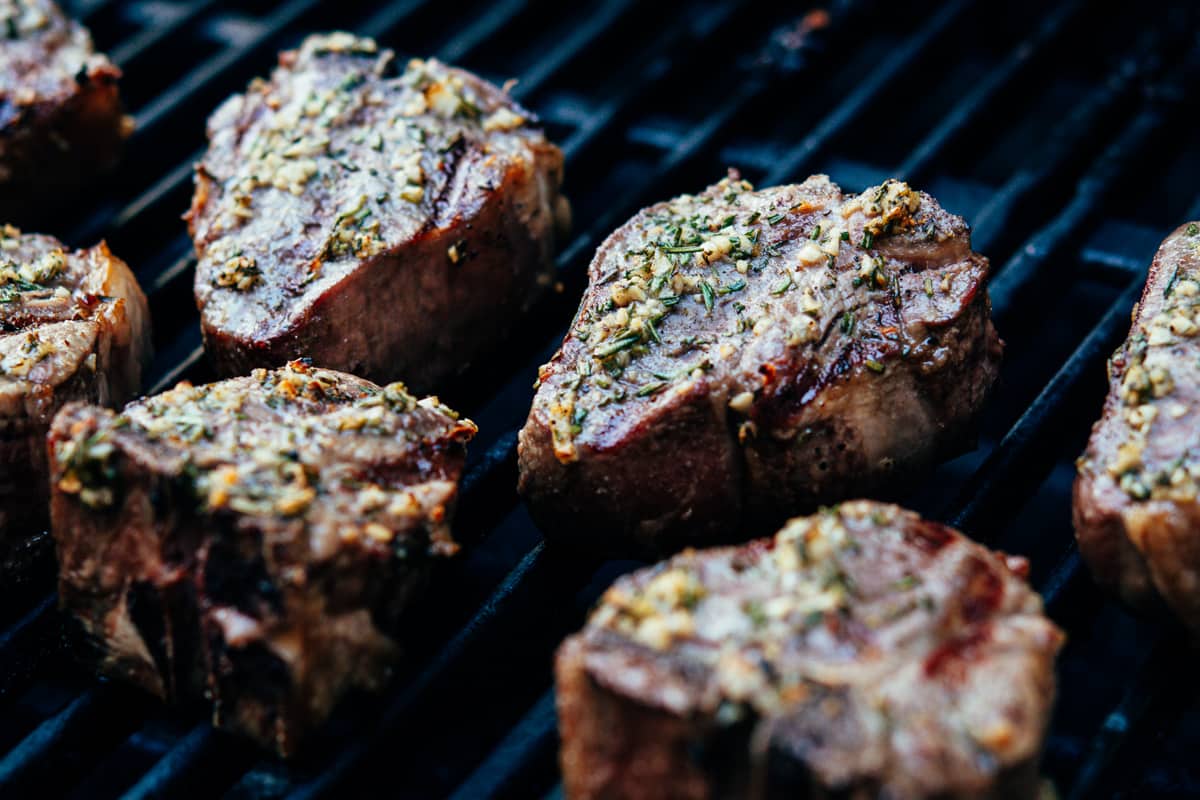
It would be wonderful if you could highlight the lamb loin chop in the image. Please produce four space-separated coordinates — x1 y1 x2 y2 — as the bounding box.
0 0 130 221
190 32 569 393
1075 221 1200 631
49 361 476 755
556 500 1063 800
520 172 1001 556
0 225 148 577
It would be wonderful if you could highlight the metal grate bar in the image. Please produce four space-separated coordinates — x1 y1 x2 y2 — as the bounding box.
947 279 1141 535
1041 548 1083 610
508 0 641 102
0 691 100 791
108 0 222 67
988 104 1178 316
968 31 1171 256
121 726 220 800
762 0 974 186
435 0 527 65
896 0 1082 181
1066 633 1185 799
0 597 58 702
447 688 558 800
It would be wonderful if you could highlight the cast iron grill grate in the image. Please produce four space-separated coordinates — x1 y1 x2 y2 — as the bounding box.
1 0 1199 797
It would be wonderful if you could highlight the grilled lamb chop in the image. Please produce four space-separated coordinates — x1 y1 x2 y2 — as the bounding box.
0 226 148 577
190 32 569 393
1075 221 1200 630
49 361 476 755
520 173 1001 556
0 0 130 221
556 500 1063 800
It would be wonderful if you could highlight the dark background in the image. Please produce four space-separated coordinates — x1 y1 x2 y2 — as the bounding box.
3 0 1200 797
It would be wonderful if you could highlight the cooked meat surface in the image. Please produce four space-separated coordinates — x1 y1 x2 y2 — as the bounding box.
519 173 1001 556
556 500 1063 800
190 32 568 393
0 0 129 221
49 361 476 755
0 225 148 577
1075 221 1200 630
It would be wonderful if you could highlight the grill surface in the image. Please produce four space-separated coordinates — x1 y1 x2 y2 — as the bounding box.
2 0 1200 797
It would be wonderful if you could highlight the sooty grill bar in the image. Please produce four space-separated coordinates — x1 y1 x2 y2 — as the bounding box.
2 0 1200 798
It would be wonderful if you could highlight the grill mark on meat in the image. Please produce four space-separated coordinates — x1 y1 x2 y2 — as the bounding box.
923 626 992 681
959 553 1006 624
425 133 469 232
905 518 957 553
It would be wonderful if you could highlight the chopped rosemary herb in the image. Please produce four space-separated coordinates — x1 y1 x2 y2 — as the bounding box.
1165 266 1181 298
637 381 667 397
700 280 715 312
595 333 641 358
861 231 875 249
840 311 855 335
865 359 885 373
645 317 662 344
766 213 785 225
744 600 767 628
1189 223 1199 236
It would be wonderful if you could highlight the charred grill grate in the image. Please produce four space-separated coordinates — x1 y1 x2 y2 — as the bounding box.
1 0 1199 797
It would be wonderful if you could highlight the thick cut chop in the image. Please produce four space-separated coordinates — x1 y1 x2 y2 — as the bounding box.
0 225 148 576
49 361 476 755
1075 222 1200 631
0 0 129 221
520 173 1001 556
190 32 569 393
556 501 1063 800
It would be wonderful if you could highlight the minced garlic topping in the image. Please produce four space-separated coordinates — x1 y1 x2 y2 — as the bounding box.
542 175 933 461
0 0 50 39
199 33 536 293
1104 226 1200 501
55 361 476 550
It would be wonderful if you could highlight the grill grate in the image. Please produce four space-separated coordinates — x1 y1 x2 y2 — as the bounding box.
2 0 1200 797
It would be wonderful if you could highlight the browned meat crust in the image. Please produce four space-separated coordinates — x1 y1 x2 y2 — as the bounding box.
49 361 476 755
190 33 568 393
1075 222 1200 629
0 0 130 221
520 173 1001 556
556 501 1063 799
0 225 149 577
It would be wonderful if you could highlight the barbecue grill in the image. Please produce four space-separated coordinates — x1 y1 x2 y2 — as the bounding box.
1 0 1199 796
